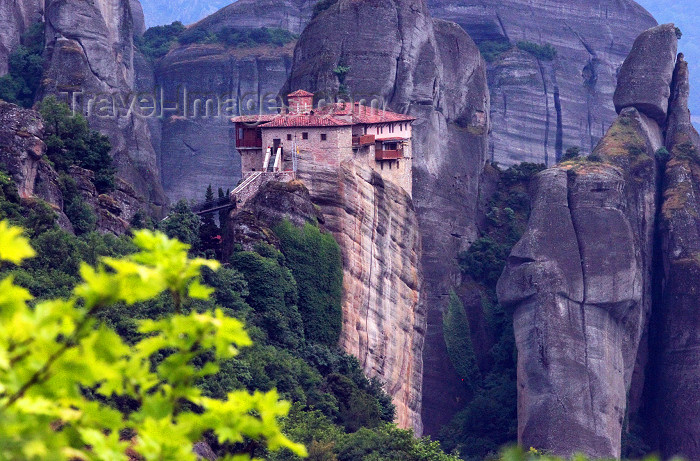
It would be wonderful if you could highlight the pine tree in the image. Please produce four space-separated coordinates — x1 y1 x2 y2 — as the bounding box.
200 186 220 256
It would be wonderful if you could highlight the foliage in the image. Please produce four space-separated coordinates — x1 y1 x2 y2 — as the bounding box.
0 23 45 108
516 41 557 61
675 26 683 40
59 174 97 235
443 292 481 389
478 40 512 62
230 245 305 350
655 147 671 164
161 200 202 248
458 237 510 290
561 146 582 162
274 221 343 346
135 21 186 60
200 185 221 256
39 97 116 193
138 22 296 57
179 26 297 48
0 221 306 460
496 446 668 461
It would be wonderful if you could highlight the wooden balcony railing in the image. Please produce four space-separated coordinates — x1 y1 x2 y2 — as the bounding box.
375 149 403 161
352 134 376 147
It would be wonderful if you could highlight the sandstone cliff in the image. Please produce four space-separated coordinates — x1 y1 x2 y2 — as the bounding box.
285 0 490 434
645 54 700 461
429 0 657 166
225 172 424 432
41 0 166 211
496 24 700 458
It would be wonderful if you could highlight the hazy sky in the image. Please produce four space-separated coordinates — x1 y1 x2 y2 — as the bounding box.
635 0 700 123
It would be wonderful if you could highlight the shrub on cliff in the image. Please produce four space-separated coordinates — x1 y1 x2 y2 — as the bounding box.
39 97 116 193
0 23 45 108
478 40 512 62
135 21 186 60
516 41 557 61
274 220 343 346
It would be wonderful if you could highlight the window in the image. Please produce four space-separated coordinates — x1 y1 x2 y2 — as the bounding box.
379 126 383 134
321 133 327 141
287 134 292 141
238 128 244 138
389 124 394 134
302 132 309 140
363 126 368 135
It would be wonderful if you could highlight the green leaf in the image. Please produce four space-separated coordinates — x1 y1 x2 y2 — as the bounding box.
0 220 36 264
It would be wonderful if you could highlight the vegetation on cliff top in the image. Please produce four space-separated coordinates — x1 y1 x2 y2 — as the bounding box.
136 22 297 61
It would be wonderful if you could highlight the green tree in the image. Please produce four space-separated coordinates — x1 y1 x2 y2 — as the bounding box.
443 292 481 390
0 220 307 460
161 200 201 248
135 21 186 61
200 185 220 255
0 23 45 108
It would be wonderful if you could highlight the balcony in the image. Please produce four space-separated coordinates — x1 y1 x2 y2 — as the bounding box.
352 134 375 147
375 148 403 161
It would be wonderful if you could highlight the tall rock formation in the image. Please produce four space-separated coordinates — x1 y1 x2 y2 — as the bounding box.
497 24 682 458
428 0 657 166
646 53 700 461
285 0 490 434
0 0 44 75
41 0 167 211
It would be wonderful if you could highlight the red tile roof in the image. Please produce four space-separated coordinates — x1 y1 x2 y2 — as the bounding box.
288 89 314 98
231 101 416 129
231 114 279 124
260 114 353 128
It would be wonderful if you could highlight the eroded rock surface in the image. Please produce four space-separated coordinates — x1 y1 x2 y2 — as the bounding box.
647 54 700 461
41 0 166 211
614 24 679 124
429 0 657 166
498 107 661 457
190 0 315 35
0 100 141 235
286 0 489 433
497 24 684 458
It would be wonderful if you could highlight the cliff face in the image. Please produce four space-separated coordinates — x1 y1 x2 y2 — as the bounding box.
497 24 700 459
646 54 700 461
428 0 657 166
155 43 294 201
285 0 490 434
189 0 316 35
0 0 43 75
498 106 662 458
41 0 166 211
